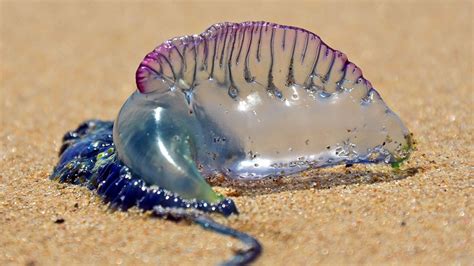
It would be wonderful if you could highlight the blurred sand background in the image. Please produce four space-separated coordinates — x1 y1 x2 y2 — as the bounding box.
0 0 472 265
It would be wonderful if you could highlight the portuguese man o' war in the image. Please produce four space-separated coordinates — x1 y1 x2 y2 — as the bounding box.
50 21 413 265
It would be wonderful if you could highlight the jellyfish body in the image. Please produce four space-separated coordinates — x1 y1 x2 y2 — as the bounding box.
113 22 412 203
50 21 413 265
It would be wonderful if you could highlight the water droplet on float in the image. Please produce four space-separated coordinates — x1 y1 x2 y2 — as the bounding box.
319 91 331 98
228 86 239 99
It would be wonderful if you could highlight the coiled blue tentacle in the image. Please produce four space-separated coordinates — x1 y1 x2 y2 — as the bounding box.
51 120 263 264
51 120 237 215
153 207 262 266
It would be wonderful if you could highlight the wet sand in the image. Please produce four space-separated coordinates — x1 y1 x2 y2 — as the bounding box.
0 1 472 265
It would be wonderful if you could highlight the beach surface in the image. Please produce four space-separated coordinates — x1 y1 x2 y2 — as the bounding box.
0 1 472 265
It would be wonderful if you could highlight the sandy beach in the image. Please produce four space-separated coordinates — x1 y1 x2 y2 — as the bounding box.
1 1 472 265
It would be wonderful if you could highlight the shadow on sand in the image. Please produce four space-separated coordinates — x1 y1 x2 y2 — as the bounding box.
208 165 421 197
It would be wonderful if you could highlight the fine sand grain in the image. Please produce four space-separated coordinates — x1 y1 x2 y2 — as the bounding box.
1 1 472 265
